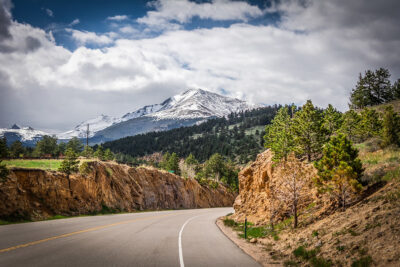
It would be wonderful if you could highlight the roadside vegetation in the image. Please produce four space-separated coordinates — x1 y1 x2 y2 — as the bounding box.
222 68 400 266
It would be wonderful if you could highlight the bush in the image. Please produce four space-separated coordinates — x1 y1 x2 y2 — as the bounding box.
79 161 91 175
293 246 317 260
310 257 332 267
223 218 237 227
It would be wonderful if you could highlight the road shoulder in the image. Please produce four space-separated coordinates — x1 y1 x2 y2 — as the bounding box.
216 217 282 267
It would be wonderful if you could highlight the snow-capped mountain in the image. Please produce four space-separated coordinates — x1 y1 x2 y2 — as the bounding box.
148 89 255 120
0 124 50 146
2 89 260 145
57 114 121 139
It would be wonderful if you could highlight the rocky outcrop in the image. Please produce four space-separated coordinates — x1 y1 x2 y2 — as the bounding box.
0 161 236 221
232 150 318 225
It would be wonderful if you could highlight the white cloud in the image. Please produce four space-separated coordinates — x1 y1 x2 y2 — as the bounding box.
1 0 400 131
45 8 53 17
66 28 113 45
69 18 80 26
137 0 264 29
107 15 128 21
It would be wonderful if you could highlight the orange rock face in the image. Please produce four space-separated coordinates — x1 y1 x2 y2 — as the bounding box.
232 150 317 225
0 161 236 221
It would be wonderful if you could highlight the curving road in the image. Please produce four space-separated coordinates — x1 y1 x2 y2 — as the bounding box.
0 208 260 267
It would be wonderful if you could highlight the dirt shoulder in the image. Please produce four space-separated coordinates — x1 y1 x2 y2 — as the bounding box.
216 217 282 267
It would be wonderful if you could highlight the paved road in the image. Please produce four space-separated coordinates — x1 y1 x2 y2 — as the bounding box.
0 208 260 267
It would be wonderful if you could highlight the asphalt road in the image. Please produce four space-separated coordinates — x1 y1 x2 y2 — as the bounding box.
0 208 260 267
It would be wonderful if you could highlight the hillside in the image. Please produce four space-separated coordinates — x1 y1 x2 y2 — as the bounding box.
104 105 281 163
0 161 236 222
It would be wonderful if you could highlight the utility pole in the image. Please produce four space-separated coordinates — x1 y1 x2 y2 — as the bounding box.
86 124 89 146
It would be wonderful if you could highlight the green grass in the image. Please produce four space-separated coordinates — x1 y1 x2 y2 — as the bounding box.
3 159 63 171
293 246 332 267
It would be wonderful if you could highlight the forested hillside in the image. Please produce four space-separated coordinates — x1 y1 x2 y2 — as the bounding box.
103 106 281 163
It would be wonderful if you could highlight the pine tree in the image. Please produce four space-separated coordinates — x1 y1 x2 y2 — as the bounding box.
66 137 84 154
167 152 180 174
58 148 79 192
94 145 105 160
35 135 58 157
185 153 198 165
393 79 400 100
359 108 382 140
292 100 324 161
315 134 363 207
339 110 362 142
381 106 400 147
264 106 294 161
204 153 225 181
322 104 343 137
81 145 94 158
104 149 114 161
9 140 25 158
0 137 9 159
350 68 394 108
330 162 362 209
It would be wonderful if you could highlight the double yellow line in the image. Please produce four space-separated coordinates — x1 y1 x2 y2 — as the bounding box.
0 213 174 254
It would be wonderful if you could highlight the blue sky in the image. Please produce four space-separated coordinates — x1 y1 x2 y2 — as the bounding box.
1 0 399 132
12 0 279 50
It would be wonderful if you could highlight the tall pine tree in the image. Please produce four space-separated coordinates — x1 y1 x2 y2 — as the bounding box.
264 106 295 161
292 100 324 161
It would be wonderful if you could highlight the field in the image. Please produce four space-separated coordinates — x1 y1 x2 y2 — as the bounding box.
3 159 63 171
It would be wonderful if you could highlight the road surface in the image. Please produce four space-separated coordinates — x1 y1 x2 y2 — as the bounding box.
0 208 260 267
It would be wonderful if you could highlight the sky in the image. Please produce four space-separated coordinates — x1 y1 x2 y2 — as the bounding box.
0 0 400 132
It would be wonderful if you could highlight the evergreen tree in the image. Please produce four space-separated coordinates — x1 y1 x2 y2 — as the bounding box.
166 152 179 174
57 142 67 157
9 140 25 158
264 106 294 161
339 110 362 142
381 106 400 147
94 145 105 160
0 137 9 159
330 162 362 209
160 152 171 170
393 79 400 100
322 104 343 137
58 148 79 192
204 153 225 181
359 108 382 140
292 100 324 161
185 153 198 165
315 133 363 195
35 135 58 157
350 68 393 108
66 137 84 154
81 145 94 158
104 149 114 161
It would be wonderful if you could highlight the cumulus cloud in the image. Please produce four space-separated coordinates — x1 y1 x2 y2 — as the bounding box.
66 28 113 45
137 0 264 30
0 0 13 40
107 15 128 21
1 0 400 131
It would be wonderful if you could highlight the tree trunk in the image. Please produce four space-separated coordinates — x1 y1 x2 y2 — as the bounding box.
293 203 298 228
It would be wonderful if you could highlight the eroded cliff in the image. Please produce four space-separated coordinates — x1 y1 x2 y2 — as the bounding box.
0 161 236 221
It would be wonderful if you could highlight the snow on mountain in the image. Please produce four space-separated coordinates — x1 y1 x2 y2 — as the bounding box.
147 89 257 120
0 125 50 142
3 88 260 144
57 114 121 139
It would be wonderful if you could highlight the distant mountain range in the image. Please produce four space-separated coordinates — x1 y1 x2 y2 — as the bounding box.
0 89 259 146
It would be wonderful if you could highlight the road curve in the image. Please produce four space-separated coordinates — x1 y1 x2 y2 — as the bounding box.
0 208 260 267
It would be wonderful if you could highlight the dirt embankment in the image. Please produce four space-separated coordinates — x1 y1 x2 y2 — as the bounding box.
226 149 400 266
0 161 236 221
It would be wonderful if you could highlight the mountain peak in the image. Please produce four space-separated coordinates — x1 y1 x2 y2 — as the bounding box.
11 124 20 129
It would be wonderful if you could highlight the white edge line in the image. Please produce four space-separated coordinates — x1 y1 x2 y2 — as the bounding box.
178 215 201 267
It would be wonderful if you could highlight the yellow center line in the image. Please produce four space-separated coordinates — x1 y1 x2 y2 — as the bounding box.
0 213 178 254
